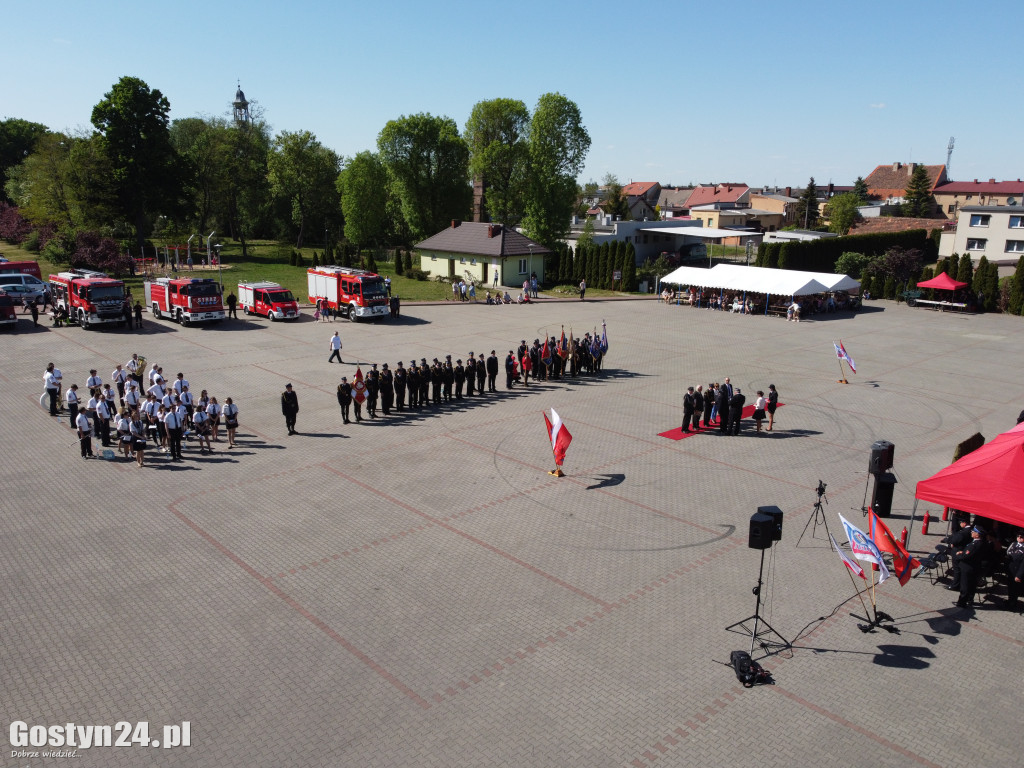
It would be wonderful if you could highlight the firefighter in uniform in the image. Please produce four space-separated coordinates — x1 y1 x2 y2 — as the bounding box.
454 359 466 400
281 383 299 434
379 364 394 416
394 362 407 411
430 359 443 406
406 362 420 409
365 364 379 418
418 360 430 407
442 356 454 402
336 377 352 424
465 354 476 397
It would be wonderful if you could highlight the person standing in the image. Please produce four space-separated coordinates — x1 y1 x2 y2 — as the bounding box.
206 396 222 441
95 394 113 447
112 364 128 406
393 362 407 411
44 363 60 416
134 301 143 328
442 358 454 402
579 278 586 301
226 291 238 319
692 386 704 432
419 360 431 407
65 383 81 426
766 384 778 431
76 408 94 459
729 388 746 436
86 368 103 397
328 331 344 364
406 363 420 409
505 351 516 389
953 527 986 608
716 384 731 434
1005 532 1024 611
164 405 184 460
486 350 499 393
468 283 476 302
753 390 767 433
192 408 212 454
366 364 380 418
465 354 476 397
130 412 147 466
454 359 465 399
429 360 442 406
223 397 239 448
521 349 532 387
281 383 299 435
384 275 391 297
379 364 394 416
126 353 143 387
681 387 695 432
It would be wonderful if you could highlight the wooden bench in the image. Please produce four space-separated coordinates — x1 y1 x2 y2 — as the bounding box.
766 305 789 317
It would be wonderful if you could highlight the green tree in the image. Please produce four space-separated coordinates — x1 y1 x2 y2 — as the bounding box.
823 193 862 235
91 76 183 251
622 242 637 291
902 164 934 218
269 130 341 248
794 177 819 229
1007 256 1024 315
339 151 389 249
834 251 875 279
852 176 870 204
956 253 974 284
0 118 49 204
522 93 591 248
602 174 630 221
377 113 471 242
464 98 530 226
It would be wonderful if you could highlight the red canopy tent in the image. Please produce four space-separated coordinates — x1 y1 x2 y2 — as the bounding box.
915 422 1024 527
916 272 968 291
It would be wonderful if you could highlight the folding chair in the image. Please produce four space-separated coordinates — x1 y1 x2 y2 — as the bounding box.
915 551 949 585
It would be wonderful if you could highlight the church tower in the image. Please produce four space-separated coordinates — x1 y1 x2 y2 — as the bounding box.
232 82 250 125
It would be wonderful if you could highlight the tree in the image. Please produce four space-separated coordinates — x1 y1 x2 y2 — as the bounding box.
902 164 934 218
464 98 530 226
956 253 974 284
794 178 819 229
621 242 637 291
601 174 630 221
834 251 876 279
823 193 862 235
852 176 870 204
91 76 183 250
0 118 49 204
339 151 389 249
269 130 341 248
378 113 471 242
1008 256 1024 315
522 93 591 248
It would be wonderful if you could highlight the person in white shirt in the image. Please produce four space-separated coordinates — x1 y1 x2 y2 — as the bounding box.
206 397 221 441
129 413 147 467
328 331 344 364
148 380 166 400
51 366 64 408
102 384 116 406
65 383 81 424
161 391 176 409
148 364 160 385
124 381 141 411
192 408 212 453
75 410 94 458
116 408 133 459
44 363 60 416
86 369 103 395
163 406 183 460
180 386 194 418
223 397 239 448
95 394 113 447
173 373 189 395
111 364 128 405
126 354 142 386
752 390 767 433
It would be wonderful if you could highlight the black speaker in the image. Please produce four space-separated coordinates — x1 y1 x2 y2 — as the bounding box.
748 513 774 549
869 440 895 474
871 472 897 518
758 505 784 541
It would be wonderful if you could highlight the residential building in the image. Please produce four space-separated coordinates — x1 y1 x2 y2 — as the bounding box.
414 221 549 287
863 162 948 212
939 205 1024 262
688 204 785 233
565 217 760 262
931 179 1024 220
657 186 695 218
749 192 798 225
685 183 750 209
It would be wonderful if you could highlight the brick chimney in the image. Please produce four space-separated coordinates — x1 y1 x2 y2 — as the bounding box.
892 162 901 171
451 219 461 228
487 224 502 238
785 186 792 197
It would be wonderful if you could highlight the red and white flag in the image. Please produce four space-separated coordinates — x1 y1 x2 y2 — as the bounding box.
352 366 366 404
543 409 573 466
868 511 921 586
830 535 866 580
834 340 856 373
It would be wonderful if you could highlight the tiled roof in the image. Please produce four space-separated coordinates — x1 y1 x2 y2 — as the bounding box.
414 221 550 258
864 163 946 195
933 180 1024 195
622 181 659 197
685 184 749 208
849 217 941 235
659 187 695 207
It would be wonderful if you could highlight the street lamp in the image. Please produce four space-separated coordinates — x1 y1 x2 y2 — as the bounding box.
214 244 223 288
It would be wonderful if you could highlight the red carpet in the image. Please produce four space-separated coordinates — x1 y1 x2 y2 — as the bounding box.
658 403 784 440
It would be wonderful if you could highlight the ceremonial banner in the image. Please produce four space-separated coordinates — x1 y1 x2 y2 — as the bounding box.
543 409 573 466
838 514 889 583
830 535 866 579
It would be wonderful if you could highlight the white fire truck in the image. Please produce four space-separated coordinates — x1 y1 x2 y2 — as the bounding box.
49 269 127 329
307 266 389 321
145 277 226 325
237 281 300 321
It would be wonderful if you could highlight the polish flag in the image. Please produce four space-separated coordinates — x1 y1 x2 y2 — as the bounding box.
352 366 366 404
830 535 866 580
543 409 573 466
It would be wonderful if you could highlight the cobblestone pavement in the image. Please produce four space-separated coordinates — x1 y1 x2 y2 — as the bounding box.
3 299 1022 767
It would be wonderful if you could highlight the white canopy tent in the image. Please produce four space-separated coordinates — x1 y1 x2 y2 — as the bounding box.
661 264 834 296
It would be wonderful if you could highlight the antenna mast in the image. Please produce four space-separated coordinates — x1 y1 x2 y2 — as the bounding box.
946 136 955 180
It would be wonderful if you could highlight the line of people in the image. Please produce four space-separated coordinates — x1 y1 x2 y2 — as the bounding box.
682 380 779 436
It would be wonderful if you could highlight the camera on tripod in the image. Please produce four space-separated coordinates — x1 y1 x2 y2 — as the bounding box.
816 480 827 497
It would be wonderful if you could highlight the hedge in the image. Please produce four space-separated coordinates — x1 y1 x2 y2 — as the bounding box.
755 228 938 273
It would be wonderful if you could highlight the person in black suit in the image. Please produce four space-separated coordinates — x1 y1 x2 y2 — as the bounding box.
729 387 746 435
703 383 715 428
717 384 731 433
952 527 986 608
682 387 695 433
692 386 705 431
486 351 499 392
1006 532 1024 611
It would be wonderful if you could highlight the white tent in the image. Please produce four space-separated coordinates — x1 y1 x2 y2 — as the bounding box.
816 273 861 291
660 265 719 287
709 264 829 296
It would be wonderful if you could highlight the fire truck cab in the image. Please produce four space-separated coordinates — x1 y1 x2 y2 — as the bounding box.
145 277 226 326
49 270 127 329
0 289 18 329
307 266 389 321
238 281 299 321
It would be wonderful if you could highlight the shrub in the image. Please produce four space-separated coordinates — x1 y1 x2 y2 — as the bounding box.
22 230 41 252
406 267 429 281
405 250 413 272
394 248 404 276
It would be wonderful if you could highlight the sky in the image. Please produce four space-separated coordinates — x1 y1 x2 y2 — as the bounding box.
4 0 1021 188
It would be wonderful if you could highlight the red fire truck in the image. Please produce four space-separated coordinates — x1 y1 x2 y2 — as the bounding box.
49 270 127 329
0 289 18 329
145 277 226 325
238 281 299 321
307 266 389 321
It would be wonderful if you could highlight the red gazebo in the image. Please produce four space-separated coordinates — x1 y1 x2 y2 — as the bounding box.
916 272 968 292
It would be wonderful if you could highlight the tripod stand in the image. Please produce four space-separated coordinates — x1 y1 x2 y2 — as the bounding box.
725 545 791 658
796 480 833 547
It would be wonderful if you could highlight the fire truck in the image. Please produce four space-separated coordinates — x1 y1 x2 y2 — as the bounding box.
238 281 299 321
307 266 389 321
49 270 127 329
0 289 18 329
145 277 226 325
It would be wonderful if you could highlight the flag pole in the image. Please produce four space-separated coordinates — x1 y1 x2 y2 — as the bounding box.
844 562 872 622
836 343 848 384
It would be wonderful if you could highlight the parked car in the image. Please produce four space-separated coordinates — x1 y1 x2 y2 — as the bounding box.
0 282 46 306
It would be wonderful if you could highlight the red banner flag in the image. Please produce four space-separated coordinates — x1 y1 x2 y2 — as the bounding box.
868 511 920 586
543 409 573 466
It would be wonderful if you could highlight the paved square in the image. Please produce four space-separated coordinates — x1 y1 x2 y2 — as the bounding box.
2 298 1022 767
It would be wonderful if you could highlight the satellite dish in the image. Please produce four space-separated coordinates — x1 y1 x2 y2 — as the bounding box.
1008 197 1017 206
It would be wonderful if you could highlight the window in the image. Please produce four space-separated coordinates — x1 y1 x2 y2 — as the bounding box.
460 257 466 264
969 214 990 227
966 238 987 251
430 254 436 261
1010 216 1024 229
470 259 477 266
518 259 527 275
1006 241 1024 253
947 204 956 214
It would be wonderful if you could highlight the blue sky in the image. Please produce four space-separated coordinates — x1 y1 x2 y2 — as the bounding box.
5 1 1020 188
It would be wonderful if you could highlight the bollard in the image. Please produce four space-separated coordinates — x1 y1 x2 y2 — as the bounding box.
921 511 931 536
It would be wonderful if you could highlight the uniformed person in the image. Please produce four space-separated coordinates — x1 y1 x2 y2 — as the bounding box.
418 359 430 407
394 362 407 411
406 362 420 409
75 408 93 459
476 353 487 393
430 359 442 405
336 377 352 424
164 404 184 460
486 350 499 392
365 364 379 418
442 356 454 402
281 383 299 434
465 354 476 397
454 359 465 400
682 387 696 433
379 363 394 416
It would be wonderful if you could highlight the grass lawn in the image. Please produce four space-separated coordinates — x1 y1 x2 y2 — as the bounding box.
3 239 643 302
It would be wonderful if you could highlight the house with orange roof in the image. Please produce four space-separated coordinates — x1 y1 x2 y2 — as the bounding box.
684 183 750 209
863 162 948 214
